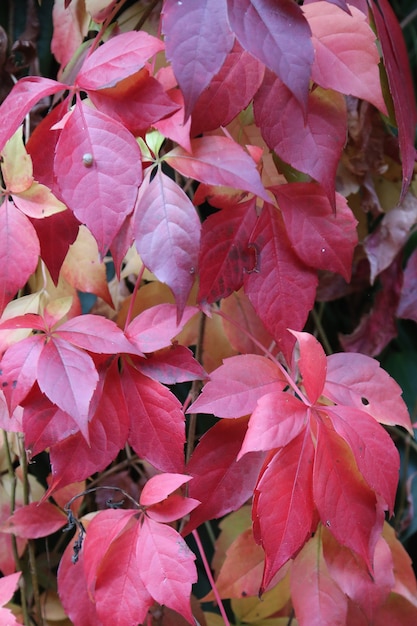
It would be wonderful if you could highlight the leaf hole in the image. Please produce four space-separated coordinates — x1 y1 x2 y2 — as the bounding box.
361 397 370 406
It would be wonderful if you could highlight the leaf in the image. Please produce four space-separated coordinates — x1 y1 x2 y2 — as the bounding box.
165 136 269 201
140 473 192 507
254 72 347 205
302 2 387 113
291 531 348 626
146 494 200 524
0 572 22 626
162 0 234 118
76 31 164 91
94 521 154 626
134 170 200 317
198 200 258 304
191 40 265 136
37 338 99 439
2 502 66 538
370 0 417 200
121 363 185 473
0 77 64 152
313 419 383 570
13 182 66 219
0 199 40 315
238 392 307 459
0 126 33 193
273 183 358 281
136 517 197 623
138 345 207 384
189 354 285 418
398 248 417 323
323 352 413 433
54 102 142 256
227 0 313 110
183 418 265 535
253 428 316 593
244 203 318 360
290 331 327 405
126 304 198 353
56 314 141 355
0 334 44 413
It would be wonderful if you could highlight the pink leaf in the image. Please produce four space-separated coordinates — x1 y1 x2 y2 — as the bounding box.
273 183 358 281
126 304 198 353
254 428 316 593
136 517 197 622
76 31 164 90
191 40 265 136
254 71 347 205
146 494 200 524
0 572 21 606
323 352 413 432
121 364 185 473
0 335 43 413
140 473 192 506
290 331 327 404
398 248 417 322
0 199 40 314
165 136 269 201
183 417 265 535
244 203 318 360
54 102 142 256
0 77 64 152
2 502 66 538
162 0 234 118
56 314 142 355
227 0 313 110
302 2 387 113
37 338 99 439
134 170 200 317
138 345 207 384
238 392 307 458
189 354 286 417
198 199 258 304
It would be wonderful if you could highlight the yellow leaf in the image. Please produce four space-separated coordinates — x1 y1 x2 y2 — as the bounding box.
13 182 67 218
0 126 33 193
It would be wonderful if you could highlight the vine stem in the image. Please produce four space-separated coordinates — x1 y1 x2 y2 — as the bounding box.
185 313 207 464
192 529 230 626
124 262 145 330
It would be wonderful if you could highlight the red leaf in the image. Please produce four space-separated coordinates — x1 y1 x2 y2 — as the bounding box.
140 473 192 506
290 331 327 405
138 345 207 384
134 170 200 317
121 363 185 473
146 494 200 524
244 203 318 360
126 304 198 353
37 338 99 439
302 2 387 113
227 0 313 110
2 502 66 538
0 335 44 413
191 40 264 136
136 517 197 622
370 0 417 200
94 521 154 626
54 102 142 256
238 392 307 458
76 31 164 91
0 77 64 152
182 417 265 535
162 0 234 118
56 314 141 355
165 136 269 201
198 199 258 304
323 352 412 432
313 419 383 570
291 531 348 626
273 183 358 281
189 354 286 417
254 72 347 205
254 428 316 592
0 199 40 314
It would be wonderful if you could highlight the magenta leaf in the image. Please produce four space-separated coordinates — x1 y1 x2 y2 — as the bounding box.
126 304 198 353
2 502 66 538
37 338 98 439
0 334 44 413
398 248 417 323
134 169 200 317
56 314 142 355
162 0 234 118
76 31 164 91
227 0 313 110
0 199 40 314
165 136 269 201
140 473 192 506
54 102 142 256
290 330 327 405
138 345 207 384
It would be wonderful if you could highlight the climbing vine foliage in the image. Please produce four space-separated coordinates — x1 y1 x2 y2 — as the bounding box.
0 0 417 624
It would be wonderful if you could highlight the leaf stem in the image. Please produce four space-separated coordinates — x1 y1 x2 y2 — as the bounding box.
124 262 145 330
310 304 333 355
192 529 230 626
186 313 207 464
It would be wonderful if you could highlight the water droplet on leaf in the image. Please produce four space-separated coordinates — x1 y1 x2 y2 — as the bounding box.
82 153 94 167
